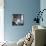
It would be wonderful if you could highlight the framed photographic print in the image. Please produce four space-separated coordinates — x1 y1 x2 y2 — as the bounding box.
12 14 24 26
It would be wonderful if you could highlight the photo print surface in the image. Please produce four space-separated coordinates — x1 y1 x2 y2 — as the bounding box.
12 14 24 26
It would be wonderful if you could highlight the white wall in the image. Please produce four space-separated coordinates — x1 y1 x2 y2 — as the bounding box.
0 0 4 42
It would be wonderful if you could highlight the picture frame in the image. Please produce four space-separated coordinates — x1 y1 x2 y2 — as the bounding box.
12 14 24 26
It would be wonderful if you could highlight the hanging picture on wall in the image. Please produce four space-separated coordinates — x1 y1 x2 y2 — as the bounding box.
12 14 24 26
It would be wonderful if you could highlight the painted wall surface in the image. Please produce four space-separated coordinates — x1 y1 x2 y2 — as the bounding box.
4 0 40 42
40 0 46 26
0 0 4 42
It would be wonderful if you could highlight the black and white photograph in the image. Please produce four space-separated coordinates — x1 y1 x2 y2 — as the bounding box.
12 14 24 26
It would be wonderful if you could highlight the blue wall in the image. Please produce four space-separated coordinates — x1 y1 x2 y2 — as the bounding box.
4 0 40 42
